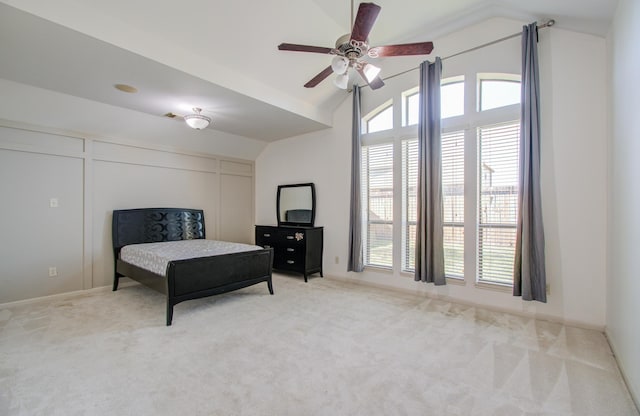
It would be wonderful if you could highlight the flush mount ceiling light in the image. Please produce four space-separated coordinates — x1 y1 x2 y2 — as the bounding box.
183 108 211 130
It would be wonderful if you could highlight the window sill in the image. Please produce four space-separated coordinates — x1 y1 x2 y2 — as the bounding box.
475 281 513 293
445 276 466 286
363 265 394 275
400 271 466 286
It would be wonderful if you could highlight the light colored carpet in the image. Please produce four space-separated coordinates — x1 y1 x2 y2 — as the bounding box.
0 273 637 416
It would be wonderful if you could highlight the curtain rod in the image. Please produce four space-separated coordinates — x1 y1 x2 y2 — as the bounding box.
360 19 555 88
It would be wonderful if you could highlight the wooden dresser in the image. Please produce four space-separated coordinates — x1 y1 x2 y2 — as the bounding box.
255 225 323 282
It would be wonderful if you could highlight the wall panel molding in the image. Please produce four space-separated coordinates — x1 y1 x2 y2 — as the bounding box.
93 140 219 173
0 125 84 158
0 122 255 302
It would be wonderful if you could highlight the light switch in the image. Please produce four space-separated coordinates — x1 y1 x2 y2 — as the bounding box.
49 198 59 208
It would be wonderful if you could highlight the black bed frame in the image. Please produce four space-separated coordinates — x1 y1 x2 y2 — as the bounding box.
112 208 273 326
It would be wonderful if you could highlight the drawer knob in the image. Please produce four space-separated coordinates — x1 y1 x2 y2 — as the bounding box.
286 248 295 252
287 260 295 264
286 235 294 240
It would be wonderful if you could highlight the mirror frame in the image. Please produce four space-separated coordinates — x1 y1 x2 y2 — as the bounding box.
277 183 316 227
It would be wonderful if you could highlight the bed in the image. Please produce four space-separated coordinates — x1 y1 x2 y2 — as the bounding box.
112 207 274 326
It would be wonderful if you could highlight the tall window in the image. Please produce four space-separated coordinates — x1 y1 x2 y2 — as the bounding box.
474 75 521 285
360 72 520 287
442 130 465 278
477 122 519 284
361 143 394 268
401 139 418 271
361 97 416 271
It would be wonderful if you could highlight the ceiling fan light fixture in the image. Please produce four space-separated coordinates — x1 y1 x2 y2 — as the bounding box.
331 56 349 74
362 63 381 83
334 73 349 90
278 2 433 91
184 108 211 130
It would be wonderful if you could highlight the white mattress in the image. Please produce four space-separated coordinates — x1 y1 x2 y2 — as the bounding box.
120 239 263 277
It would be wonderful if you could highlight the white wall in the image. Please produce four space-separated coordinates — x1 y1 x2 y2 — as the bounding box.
0 83 257 303
0 133 84 301
256 18 609 329
607 0 640 405
538 27 608 327
256 97 353 268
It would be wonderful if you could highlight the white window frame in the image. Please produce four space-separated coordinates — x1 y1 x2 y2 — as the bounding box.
361 142 395 269
361 94 417 273
442 72 520 288
359 72 520 287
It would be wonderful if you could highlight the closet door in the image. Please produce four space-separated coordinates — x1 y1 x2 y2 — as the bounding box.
219 169 254 244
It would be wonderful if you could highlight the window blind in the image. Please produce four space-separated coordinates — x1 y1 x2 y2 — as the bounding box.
477 122 520 284
442 130 465 278
361 143 394 268
401 139 418 271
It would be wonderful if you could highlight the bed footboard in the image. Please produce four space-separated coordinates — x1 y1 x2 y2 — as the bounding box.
165 248 274 325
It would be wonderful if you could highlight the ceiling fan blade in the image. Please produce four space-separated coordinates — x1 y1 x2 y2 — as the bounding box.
368 41 434 57
357 67 385 90
304 66 334 88
350 3 381 43
278 43 333 54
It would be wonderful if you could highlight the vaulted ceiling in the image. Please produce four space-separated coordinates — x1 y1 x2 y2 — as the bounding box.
0 0 618 142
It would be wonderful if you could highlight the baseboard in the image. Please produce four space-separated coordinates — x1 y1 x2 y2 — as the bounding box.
324 274 605 332
0 279 139 308
604 329 640 413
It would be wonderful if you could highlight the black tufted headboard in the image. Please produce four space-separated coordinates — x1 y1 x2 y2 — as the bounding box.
112 208 206 256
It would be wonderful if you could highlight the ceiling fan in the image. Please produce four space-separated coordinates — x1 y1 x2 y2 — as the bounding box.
278 2 434 90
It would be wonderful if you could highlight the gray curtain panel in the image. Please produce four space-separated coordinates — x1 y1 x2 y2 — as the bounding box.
414 58 445 285
514 22 546 302
348 85 364 272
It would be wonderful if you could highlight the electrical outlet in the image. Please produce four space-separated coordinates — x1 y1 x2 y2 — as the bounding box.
48 267 57 277
335 256 339 264
49 198 59 208
546 283 550 295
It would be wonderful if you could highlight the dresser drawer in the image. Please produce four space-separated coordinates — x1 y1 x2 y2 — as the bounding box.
275 245 304 259
256 227 305 245
274 251 305 271
255 226 278 247
278 229 306 244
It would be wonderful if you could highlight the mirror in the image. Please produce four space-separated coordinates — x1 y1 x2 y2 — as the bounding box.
277 183 316 227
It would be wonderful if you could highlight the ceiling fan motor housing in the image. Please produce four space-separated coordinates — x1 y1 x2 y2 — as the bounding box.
333 33 369 61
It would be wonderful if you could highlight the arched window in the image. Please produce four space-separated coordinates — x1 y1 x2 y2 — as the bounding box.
359 71 522 288
441 73 521 285
362 100 393 134
478 73 521 111
441 76 465 118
